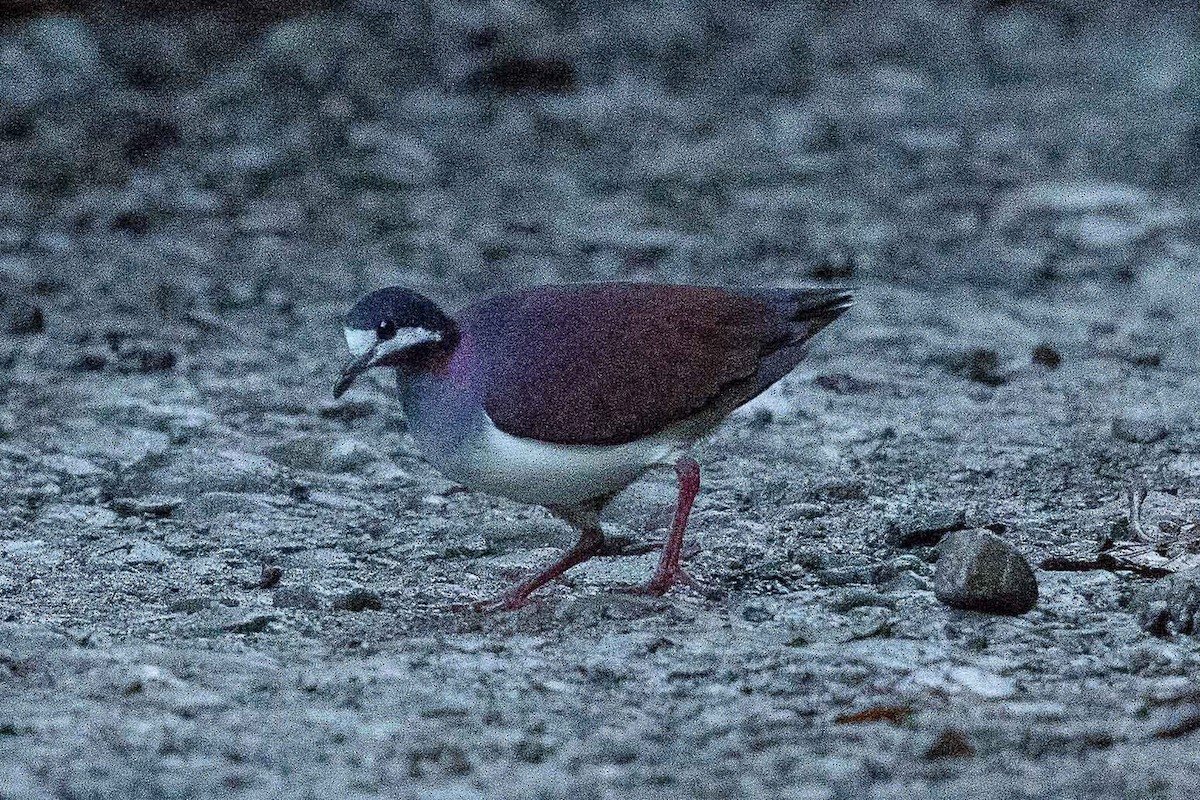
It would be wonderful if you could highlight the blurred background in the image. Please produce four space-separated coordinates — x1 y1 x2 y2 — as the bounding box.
3 0 1198 313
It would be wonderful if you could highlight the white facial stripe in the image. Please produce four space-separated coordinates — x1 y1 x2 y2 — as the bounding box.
374 327 442 360
344 328 375 357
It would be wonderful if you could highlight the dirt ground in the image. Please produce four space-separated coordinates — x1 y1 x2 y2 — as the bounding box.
2 2 1200 798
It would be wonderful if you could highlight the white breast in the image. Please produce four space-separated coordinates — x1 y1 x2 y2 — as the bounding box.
416 413 684 507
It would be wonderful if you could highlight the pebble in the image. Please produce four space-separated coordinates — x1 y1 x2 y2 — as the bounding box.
1 292 44 334
933 530 1038 615
0 409 15 437
942 348 1010 386
258 564 283 589
265 434 377 473
274 588 321 610
40 454 103 477
122 540 172 566
1132 569 1200 636
1057 213 1145 250
1031 343 1062 369
119 449 285 497
167 597 213 614
924 728 975 759
333 588 384 612
110 495 182 518
1112 408 1170 444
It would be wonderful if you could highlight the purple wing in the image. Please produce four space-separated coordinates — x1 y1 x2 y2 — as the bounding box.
454 283 850 446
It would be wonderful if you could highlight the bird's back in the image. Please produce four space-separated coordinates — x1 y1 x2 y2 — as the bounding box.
451 283 851 446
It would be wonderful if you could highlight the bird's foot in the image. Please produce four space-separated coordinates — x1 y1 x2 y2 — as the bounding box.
623 564 699 597
469 590 534 613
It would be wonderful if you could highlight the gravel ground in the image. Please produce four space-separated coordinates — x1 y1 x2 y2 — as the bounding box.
3 2 1200 798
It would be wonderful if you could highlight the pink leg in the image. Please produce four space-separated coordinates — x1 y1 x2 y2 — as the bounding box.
631 455 701 596
475 525 604 612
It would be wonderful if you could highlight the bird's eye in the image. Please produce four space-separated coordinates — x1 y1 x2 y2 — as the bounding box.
376 319 397 341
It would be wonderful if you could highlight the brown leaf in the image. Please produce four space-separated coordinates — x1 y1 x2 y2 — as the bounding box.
925 729 976 759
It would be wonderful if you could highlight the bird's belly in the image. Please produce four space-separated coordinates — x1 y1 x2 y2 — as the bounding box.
421 416 681 507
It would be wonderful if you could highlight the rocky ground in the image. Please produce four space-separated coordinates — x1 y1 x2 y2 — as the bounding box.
3 1 1200 798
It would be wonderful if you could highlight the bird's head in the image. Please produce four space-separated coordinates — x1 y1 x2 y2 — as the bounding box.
333 287 458 398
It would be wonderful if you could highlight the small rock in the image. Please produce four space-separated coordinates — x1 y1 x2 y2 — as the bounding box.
176 492 276 520
1113 408 1170 444
123 540 171 566
1031 343 1062 369
924 728 976 759
1151 699 1200 739
816 479 867 502
119 449 284 498
227 614 276 634
167 597 213 614
40 454 103 477
258 564 283 589
1132 569 1200 636
830 588 896 612
934 530 1038 615
110 495 182 518
333 588 383 612
741 604 774 623
1 293 44 334
942 348 1010 386
814 374 875 394
266 434 376 473
477 57 576 93
75 346 109 371
273 588 321 610
114 340 176 374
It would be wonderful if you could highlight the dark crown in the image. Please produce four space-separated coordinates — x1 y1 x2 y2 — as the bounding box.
343 287 454 336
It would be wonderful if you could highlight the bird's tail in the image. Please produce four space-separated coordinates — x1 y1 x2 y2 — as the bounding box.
761 287 854 343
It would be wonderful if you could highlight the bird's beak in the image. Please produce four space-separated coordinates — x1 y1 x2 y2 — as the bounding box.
333 345 378 399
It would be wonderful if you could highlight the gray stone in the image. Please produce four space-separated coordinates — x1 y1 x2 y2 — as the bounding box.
1133 569 1200 636
122 540 172 566
265 435 378 473
110 495 182 517
934 530 1038 615
0 292 43 334
1113 408 1170 444
118 449 286 497
273 588 322 611
332 588 384 612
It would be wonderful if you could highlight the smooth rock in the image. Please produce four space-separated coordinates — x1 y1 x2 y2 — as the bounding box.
118 449 285 497
934 530 1038 615
123 540 172 566
1 292 44 334
333 588 383 612
1133 569 1200 636
1113 408 1170 444
274 588 322 610
110 495 182 517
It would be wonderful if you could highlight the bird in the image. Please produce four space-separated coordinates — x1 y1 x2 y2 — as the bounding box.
333 282 852 611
